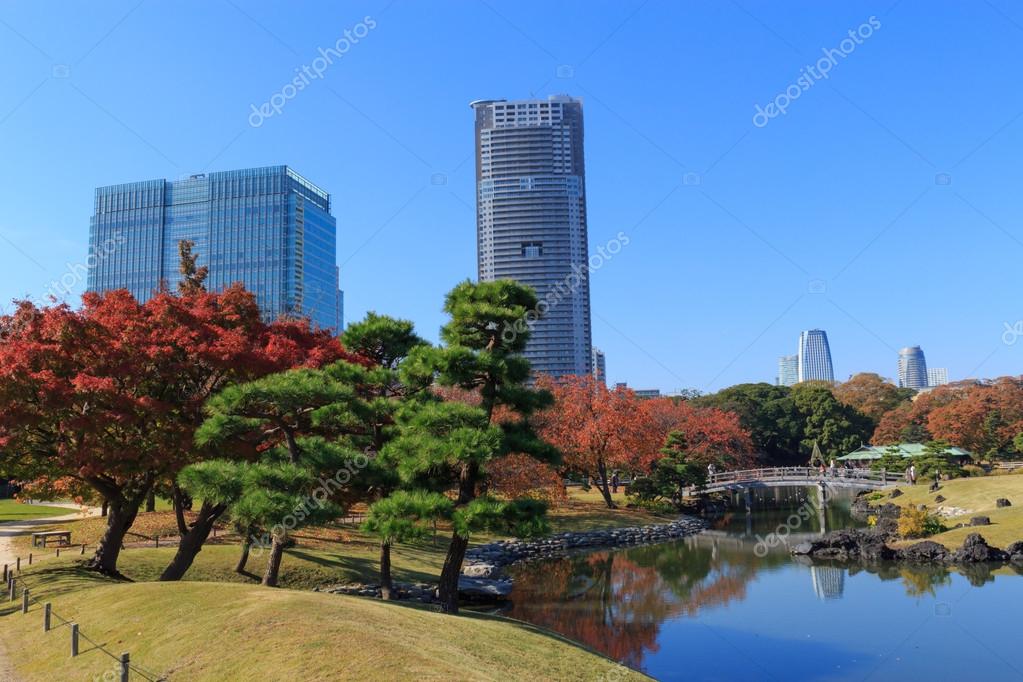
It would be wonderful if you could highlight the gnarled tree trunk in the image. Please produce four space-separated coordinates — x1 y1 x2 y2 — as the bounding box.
235 540 252 574
158 501 227 581
437 532 468 613
380 541 393 600
86 475 153 577
595 460 617 509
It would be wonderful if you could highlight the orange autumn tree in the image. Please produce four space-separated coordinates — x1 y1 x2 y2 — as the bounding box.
535 375 660 509
640 397 756 470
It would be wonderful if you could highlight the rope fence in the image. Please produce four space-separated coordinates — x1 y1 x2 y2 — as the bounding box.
2 550 166 681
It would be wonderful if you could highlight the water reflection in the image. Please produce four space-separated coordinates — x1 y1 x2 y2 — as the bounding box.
506 491 1023 679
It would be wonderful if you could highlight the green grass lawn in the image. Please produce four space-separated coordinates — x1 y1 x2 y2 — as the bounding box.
0 499 74 522
1 563 648 681
881 472 1023 549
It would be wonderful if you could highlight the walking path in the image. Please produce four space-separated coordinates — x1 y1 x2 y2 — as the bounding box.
0 503 100 570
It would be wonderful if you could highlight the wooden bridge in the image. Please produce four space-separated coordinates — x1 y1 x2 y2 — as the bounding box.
688 467 901 497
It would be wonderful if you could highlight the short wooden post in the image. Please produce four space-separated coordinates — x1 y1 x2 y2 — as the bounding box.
120 652 130 682
15 557 20 572
55 547 60 558
70 623 79 657
9 577 15 601
28 553 32 565
80 544 85 555
2 564 7 582
21 587 29 613
155 535 159 549
44 602 51 631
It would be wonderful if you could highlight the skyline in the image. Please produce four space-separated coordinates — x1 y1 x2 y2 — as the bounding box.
2 1 1023 391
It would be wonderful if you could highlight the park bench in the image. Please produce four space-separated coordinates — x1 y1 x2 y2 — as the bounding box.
31 530 71 548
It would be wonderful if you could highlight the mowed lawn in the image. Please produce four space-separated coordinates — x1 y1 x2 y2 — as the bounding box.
1 565 648 681
0 499 74 522
882 472 1023 549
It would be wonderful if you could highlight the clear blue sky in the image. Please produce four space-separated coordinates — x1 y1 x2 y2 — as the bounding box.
2 0 1021 392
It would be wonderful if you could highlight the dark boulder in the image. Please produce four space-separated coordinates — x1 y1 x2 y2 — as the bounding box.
951 533 1007 563
970 516 991 527
889 489 903 499
996 498 1012 508
1005 541 1023 561
898 541 950 563
934 495 946 503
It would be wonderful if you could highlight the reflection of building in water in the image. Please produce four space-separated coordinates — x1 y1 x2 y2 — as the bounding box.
810 565 845 600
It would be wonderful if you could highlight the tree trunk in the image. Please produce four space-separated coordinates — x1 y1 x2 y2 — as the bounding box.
88 495 142 576
172 484 189 536
235 540 251 574
145 490 156 513
438 531 469 614
158 501 227 581
596 461 617 509
262 534 286 587
101 500 108 517
380 541 393 600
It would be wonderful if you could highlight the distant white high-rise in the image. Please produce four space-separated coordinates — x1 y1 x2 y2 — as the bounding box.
591 347 607 387
898 346 929 389
797 329 834 383
777 354 798 386
928 367 949 387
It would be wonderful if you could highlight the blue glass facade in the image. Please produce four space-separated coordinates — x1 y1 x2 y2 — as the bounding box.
87 166 342 332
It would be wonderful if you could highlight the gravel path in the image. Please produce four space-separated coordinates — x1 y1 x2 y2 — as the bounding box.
0 504 100 569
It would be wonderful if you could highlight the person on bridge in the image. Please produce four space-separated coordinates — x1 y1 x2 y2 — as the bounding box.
708 463 717 477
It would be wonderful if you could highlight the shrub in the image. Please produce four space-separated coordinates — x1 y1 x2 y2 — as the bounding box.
961 464 986 478
898 506 946 539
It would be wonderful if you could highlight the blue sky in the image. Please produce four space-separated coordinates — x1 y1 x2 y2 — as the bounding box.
1 0 1021 392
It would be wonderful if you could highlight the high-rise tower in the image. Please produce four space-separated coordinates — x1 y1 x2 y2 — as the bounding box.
88 165 342 332
777 354 798 386
797 329 835 383
471 95 592 377
898 346 929 389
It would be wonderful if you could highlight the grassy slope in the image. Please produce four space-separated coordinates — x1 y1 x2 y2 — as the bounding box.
0 500 75 522
881 472 1023 548
2 565 648 681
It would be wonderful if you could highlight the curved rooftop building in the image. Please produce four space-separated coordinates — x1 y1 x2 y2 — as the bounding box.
898 346 929 389
797 329 834 383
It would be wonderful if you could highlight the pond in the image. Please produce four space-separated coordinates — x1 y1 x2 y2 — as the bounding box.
506 491 1023 681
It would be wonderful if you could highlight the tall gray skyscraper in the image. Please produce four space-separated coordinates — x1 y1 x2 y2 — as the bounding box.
898 346 929 389
777 354 798 386
87 166 342 332
472 95 592 377
591 347 607 387
797 329 834 383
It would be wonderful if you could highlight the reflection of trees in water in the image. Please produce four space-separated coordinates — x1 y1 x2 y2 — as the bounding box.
847 562 956 596
508 540 762 666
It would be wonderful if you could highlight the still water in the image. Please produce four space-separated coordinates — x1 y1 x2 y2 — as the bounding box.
507 490 1023 681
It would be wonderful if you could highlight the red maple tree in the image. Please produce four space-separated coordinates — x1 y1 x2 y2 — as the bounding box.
0 287 346 574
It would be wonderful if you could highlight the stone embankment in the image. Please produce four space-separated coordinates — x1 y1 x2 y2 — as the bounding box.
319 515 707 604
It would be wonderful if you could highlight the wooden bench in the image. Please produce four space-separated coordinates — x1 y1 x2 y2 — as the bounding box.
31 530 71 548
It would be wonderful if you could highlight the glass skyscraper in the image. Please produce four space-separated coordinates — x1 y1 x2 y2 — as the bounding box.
87 166 342 332
591 346 607 387
898 346 929 389
797 329 834 383
777 354 798 386
472 95 593 378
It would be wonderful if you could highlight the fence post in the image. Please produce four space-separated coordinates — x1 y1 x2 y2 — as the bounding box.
2 564 6 582
80 544 85 555
120 652 130 682
21 588 29 614
70 623 79 657
9 577 15 601
155 535 159 549
56 548 60 558
28 553 32 565
44 602 51 631
15 557 20 572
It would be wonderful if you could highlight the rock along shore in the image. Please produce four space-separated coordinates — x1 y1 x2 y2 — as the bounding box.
318 515 708 604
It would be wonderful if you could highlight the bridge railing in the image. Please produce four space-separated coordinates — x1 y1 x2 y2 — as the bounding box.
706 466 900 487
